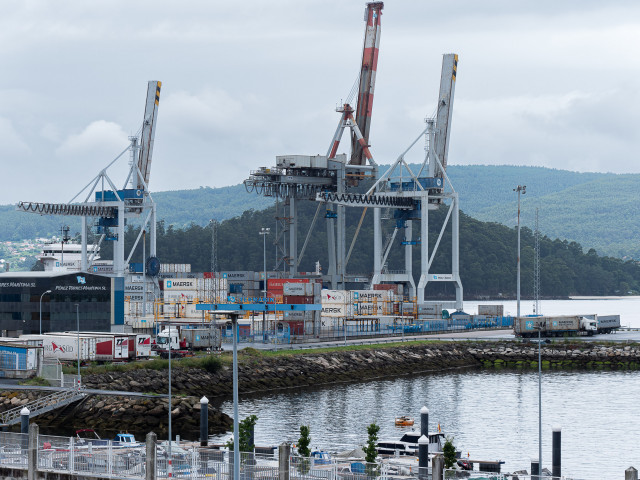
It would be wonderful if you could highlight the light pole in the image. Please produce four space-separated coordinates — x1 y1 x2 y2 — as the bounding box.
513 185 526 317
231 313 240 480
259 227 270 343
75 303 80 389
534 324 542 479
168 315 173 477
39 290 51 335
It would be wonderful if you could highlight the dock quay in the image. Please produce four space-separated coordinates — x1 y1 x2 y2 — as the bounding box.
0 424 634 480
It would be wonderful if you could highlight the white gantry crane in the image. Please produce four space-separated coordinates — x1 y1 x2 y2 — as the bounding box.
17 81 162 280
318 54 463 310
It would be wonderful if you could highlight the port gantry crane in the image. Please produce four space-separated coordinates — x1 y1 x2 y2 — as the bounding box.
317 54 463 310
244 2 383 289
17 81 162 281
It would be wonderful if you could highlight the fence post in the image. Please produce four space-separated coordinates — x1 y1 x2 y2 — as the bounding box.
200 396 209 446
27 423 38 480
626 467 638 480
432 455 444 480
278 442 291 480
146 431 157 480
69 436 74 473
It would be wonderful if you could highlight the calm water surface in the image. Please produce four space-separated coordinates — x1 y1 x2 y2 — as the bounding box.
212 370 640 480
211 298 640 479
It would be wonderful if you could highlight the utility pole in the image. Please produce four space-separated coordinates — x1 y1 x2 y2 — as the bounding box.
534 208 540 315
514 185 526 317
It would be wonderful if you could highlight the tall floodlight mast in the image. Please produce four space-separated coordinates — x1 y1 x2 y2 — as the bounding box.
17 81 162 280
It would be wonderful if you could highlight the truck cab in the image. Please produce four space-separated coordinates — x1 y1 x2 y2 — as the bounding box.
155 328 183 350
579 316 598 335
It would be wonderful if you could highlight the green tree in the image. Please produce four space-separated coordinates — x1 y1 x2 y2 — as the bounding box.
226 414 258 452
363 423 380 464
297 425 311 457
443 437 456 469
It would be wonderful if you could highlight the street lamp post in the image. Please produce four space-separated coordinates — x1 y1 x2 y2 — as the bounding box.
39 290 51 335
75 304 80 389
537 326 542 479
513 185 526 317
259 228 270 343
534 324 543 479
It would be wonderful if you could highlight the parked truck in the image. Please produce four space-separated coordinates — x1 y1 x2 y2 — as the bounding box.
513 315 597 338
154 326 221 357
582 314 621 334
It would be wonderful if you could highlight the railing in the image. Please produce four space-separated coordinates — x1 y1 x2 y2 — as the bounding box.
443 469 578 479
0 388 85 425
0 431 28 470
289 454 429 480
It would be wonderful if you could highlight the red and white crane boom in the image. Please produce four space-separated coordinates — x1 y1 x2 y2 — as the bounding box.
350 2 383 167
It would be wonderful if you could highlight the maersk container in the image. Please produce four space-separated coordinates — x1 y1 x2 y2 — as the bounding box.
350 290 392 302
283 282 314 296
596 315 621 333
513 315 581 337
321 304 351 317
181 328 221 350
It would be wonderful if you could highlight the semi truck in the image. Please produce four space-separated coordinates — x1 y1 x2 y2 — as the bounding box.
154 326 221 357
513 315 597 337
582 314 621 334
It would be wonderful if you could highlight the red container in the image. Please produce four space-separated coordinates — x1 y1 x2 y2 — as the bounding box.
373 283 399 294
283 320 304 335
283 295 315 304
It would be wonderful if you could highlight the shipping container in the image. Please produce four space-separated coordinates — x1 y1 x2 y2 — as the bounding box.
267 278 309 295
419 304 443 315
58 332 130 360
321 304 351 317
351 290 392 302
477 305 504 317
373 284 400 294
282 320 305 335
321 290 348 304
19 334 96 362
283 282 314 296
283 295 315 304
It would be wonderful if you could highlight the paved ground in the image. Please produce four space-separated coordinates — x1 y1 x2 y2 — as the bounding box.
221 327 640 351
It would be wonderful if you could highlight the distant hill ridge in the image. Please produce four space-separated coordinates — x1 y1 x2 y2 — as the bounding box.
2 165 638 259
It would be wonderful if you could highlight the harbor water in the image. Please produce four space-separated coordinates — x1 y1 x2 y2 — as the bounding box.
211 298 640 480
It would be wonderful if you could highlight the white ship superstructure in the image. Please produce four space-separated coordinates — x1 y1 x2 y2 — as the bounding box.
38 242 109 272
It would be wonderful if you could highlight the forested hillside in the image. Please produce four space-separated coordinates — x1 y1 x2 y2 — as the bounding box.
4 165 639 260
100 200 640 298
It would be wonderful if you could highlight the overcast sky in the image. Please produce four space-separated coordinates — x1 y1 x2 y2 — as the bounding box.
1 0 639 205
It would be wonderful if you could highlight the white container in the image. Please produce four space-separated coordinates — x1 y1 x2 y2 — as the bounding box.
350 290 391 302
164 278 196 290
321 290 348 304
321 304 351 317
135 334 152 357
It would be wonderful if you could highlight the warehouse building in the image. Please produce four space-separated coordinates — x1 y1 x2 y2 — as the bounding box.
0 272 123 336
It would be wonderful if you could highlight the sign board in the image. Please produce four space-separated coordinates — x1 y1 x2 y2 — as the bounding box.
164 278 196 290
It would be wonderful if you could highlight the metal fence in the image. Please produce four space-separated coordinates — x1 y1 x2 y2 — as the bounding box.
0 431 28 470
290 454 430 480
156 449 279 480
444 470 577 480
38 434 146 478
